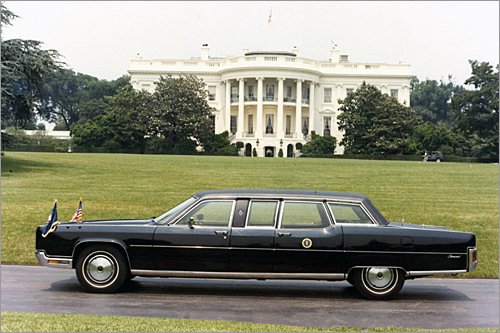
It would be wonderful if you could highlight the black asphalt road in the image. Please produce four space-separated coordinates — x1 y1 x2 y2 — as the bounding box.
1 265 498 329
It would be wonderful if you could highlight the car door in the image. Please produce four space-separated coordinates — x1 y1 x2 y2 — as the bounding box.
152 199 234 271
274 200 343 273
229 199 278 272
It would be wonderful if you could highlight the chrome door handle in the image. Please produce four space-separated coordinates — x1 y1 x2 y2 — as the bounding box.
215 230 228 236
278 232 292 237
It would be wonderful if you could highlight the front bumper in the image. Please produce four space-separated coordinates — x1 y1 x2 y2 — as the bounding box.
35 250 73 269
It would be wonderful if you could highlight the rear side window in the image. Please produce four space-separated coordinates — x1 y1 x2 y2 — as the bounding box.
246 201 278 227
280 201 330 229
328 203 373 224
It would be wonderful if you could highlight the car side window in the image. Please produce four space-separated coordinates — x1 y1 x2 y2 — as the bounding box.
177 200 233 227
280 201 330 229
328 202 373 224
246 201 278 227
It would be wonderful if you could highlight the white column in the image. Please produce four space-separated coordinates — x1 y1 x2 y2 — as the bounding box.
256 77 263 138
295 80 302 138
277 78 284 138
309 82 315 136
237 78 245 139
225 80 231 134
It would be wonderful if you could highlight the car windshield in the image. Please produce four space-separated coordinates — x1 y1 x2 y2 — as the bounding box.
153 196 197 224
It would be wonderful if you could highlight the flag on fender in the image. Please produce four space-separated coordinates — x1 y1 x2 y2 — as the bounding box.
70 198 83 222
42 200 60 238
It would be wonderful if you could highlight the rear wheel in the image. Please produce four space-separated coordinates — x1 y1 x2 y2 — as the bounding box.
76 245 128 293
353 267 404 300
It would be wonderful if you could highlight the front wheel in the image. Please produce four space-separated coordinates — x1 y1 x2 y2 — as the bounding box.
353 267 404 300
76 245 128 293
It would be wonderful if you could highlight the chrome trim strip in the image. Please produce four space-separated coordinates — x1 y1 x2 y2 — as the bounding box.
130 269 346 280
406 270 467 277
35 250 73 269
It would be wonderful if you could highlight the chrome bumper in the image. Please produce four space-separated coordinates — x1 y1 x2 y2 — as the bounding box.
467 247 478 272
35 250 73 269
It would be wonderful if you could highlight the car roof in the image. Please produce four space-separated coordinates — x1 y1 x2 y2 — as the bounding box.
194 189 368 201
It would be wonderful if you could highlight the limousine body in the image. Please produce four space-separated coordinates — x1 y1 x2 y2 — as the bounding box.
35 190 478 299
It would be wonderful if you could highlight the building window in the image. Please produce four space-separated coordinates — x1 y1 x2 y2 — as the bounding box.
266 84 275 101
323 116 331 137
230 116 237 134
285 86 292 101
209 115 216 133
340 55 349 63
302 86 309 103
346 88 354 95
247 114 253 134
302 117 309 136
231 86 238 102
390 89 398 99
208 86 216 101
285 115 292 135
248 85 255 101
265 114 274 134
324 88 332 103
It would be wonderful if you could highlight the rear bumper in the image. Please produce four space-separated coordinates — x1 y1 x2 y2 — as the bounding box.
35 250 73 269
467 247 478 272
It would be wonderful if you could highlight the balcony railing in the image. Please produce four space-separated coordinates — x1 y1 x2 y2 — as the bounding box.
283 97 296 102
245 96 257 102
264 96 277 102
231 97 239 103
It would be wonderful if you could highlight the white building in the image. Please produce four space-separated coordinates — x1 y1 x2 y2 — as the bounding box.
128 44 412 157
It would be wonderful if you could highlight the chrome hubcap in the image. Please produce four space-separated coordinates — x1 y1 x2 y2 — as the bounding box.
87 255 115 283
365 267 394 289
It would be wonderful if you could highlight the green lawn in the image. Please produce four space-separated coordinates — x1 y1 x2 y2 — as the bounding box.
1 152 498 277
1 312 498 332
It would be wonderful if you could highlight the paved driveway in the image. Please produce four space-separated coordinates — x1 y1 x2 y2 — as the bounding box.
1 265 498 329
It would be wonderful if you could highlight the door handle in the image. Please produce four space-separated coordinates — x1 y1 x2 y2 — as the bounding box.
215 230 228 236
278 232 292 237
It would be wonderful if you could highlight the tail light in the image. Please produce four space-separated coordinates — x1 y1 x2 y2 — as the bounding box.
467 247 478 272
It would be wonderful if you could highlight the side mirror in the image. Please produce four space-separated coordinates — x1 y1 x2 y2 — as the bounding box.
188 217 195 229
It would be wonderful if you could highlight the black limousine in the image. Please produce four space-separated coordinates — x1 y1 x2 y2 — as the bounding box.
36 190 478 299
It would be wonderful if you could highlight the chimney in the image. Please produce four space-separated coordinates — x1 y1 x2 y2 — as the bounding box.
292 46 299 55
330 44 340 63
201 43 210 60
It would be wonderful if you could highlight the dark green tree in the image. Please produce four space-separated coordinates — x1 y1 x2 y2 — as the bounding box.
410 76 463 125
203 131 238 156
413 122 458 152
149 75 213 153
71 86 150 152
1 3 63 128
301 131 337 155
338 82 421 155
450 60 499 161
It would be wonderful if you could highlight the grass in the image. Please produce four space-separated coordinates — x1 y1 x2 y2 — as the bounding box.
1 312 498 332
1 152 498 277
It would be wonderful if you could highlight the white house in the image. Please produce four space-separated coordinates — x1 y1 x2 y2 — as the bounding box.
128 44 412 157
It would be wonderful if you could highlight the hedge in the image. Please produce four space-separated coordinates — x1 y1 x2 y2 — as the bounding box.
301 153 479 163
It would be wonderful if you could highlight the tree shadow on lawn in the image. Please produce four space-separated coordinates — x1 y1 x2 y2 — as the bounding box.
1 154 62 177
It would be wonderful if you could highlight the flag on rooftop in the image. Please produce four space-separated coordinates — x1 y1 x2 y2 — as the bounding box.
42 200 60 238
70 198 83 222
268 8 272 24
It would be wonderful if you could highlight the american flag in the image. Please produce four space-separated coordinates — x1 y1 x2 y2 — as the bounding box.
268 8 272 24
70 199 83 222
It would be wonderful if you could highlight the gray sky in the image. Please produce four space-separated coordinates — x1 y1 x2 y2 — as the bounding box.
3 1 499 85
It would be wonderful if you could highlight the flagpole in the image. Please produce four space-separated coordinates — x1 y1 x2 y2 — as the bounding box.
267 7 272 51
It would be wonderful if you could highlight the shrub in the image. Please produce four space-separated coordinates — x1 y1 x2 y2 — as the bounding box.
278 148 283 157
235 141 244 149
295 142 303 150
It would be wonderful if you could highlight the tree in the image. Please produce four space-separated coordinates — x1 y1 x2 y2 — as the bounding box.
301 131 337 155
450 60 499 161
149 75 214 153
413 122 458 153
1 3 63 128
338 82 421 155
71 86 150 152
410 77 463 125
203 131 238 156
38 70 131 129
